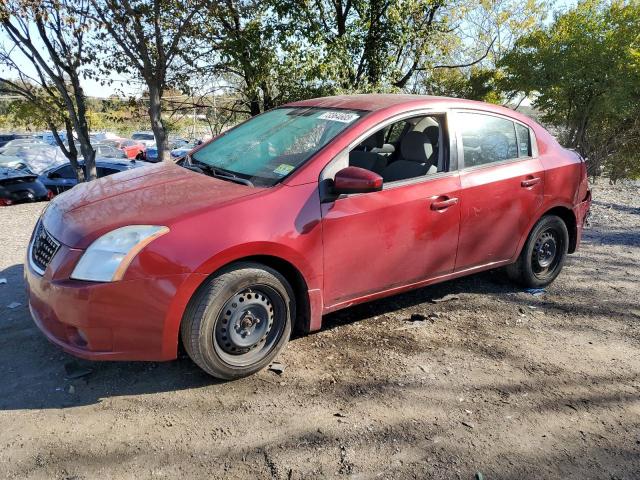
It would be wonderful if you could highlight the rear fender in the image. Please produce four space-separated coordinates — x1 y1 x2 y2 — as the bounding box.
513 202 578 260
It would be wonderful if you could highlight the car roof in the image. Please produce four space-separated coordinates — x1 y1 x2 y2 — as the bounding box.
284 94 537 126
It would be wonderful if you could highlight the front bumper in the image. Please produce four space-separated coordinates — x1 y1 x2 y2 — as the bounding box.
25 243 191 361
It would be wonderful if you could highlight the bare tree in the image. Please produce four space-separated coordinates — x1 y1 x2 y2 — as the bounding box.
0 0 97 180
90 0 208 162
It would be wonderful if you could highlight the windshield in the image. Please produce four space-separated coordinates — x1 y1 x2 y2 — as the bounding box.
192 107 363 186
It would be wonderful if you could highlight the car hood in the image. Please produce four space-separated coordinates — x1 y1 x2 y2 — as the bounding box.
43 163 263 248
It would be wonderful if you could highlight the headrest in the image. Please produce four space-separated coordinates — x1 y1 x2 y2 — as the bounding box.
400 131 433 163
362 130 385 149
424 125 439 146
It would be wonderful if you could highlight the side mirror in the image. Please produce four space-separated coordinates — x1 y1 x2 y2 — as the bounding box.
333 166 383 195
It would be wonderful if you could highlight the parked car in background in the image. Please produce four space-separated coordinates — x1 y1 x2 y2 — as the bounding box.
90 132 120 143
41 131 70 146
0 144 67 173
144 139 191 162
25 95 591 380
0 167 50 206
170 142 198 159
0 134 32 148
143 145 159 162
0 138 48 151
93 143 128 160
39 159 148 195
100 139 145 160
131 131 156 147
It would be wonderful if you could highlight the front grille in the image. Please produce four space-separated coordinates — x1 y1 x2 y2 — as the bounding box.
30 222 60 273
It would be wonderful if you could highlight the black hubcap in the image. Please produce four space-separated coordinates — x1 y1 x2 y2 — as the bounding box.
214 286 284 367
531 229 561 277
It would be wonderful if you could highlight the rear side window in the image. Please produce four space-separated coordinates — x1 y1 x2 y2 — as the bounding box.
516 123 532 157
458 112 518 167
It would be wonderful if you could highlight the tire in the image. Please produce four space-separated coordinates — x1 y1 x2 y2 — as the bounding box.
180 262 295 379
506 214 569 288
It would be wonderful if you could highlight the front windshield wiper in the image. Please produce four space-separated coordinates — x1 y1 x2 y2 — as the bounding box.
210 170 254 187
186 156 254 187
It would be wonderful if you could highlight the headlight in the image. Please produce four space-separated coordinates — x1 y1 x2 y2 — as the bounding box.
71 225 169 282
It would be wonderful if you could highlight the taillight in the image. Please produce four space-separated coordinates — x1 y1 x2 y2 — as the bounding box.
0 198 12 206
46 190 55 200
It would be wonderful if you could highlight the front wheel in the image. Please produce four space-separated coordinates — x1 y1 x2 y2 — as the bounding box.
181 262 294 379
506 215 569 288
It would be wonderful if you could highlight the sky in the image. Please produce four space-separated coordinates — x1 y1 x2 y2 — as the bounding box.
0 0 578 99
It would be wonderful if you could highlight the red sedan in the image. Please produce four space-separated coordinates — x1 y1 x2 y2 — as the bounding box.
26 95 591 379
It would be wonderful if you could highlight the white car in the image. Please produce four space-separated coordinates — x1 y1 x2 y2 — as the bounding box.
131 131 156 147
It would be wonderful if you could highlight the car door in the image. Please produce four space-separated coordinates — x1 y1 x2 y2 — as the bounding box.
320 113 462 307
453 110 544 271
46 164 78 194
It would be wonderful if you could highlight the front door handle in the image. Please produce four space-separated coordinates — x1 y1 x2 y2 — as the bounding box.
521 177 541 187
431 197 459 211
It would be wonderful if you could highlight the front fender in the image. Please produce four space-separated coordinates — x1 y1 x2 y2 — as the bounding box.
160 242 321 359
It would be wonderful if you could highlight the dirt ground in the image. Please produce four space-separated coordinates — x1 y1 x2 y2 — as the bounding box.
0 180 638 480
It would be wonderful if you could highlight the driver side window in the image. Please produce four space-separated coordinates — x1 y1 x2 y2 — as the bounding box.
348 115 446 183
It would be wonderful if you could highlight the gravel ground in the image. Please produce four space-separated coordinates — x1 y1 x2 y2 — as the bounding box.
0 180 638 480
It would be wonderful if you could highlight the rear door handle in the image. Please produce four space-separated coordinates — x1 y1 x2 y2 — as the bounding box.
431 197 459 211
521 177 541 187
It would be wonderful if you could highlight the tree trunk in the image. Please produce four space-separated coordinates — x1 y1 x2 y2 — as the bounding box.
261 81 273 112
363 0 386 86
51 120 85 182
148 83 171 162
249 96 261 116
70 75 97 180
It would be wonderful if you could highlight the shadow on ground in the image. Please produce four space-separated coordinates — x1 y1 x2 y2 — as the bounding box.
1 216 638 412
0 261 522 411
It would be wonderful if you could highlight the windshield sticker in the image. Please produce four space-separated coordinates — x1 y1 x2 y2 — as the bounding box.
273 163 295 176
317 111 360 123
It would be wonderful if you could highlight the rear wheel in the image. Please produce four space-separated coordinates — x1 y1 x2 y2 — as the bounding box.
181 262 294 379
506 215 569 288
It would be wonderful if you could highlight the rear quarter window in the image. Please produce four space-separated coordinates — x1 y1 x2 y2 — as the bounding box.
516 123 532 157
